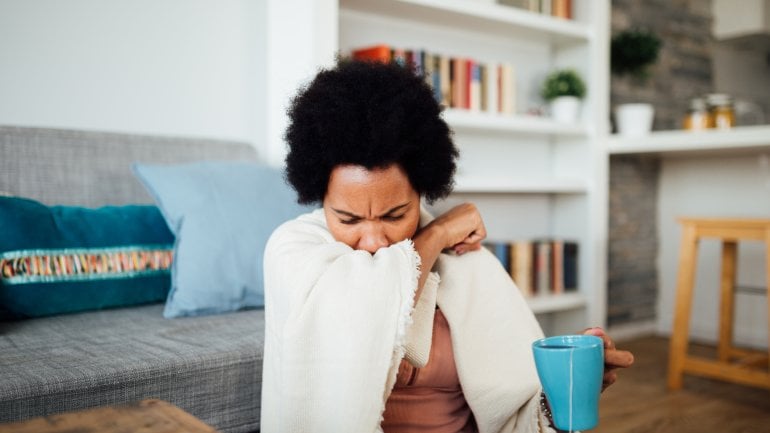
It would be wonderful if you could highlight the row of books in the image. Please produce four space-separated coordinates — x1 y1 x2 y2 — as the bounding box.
498 0 572 20
352 44 517 114
484 239 578 298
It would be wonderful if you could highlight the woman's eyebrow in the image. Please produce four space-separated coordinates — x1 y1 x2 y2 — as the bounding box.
379 203 409 217
331 202 410 219
331 208 361 219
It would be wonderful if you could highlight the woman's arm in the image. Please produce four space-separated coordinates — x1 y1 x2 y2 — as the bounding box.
412 203 487 300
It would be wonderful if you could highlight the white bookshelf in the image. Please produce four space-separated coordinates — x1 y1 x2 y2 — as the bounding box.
608 125 770 156
454 176 587 194
332 0 610 334
444 110 589 137
341 0 591 44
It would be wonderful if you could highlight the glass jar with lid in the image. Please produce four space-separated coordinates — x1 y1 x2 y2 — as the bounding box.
683 97 709 130
706 93 735 129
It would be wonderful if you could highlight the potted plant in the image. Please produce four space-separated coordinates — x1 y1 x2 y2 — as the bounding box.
541 69 586 123
611 29 662 136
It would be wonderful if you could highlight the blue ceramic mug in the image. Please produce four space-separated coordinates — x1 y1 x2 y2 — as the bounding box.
532 335 604 431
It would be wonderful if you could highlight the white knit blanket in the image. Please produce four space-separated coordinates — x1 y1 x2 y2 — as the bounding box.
261 209 549 433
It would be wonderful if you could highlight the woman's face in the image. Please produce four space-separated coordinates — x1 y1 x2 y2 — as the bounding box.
323 164 421 254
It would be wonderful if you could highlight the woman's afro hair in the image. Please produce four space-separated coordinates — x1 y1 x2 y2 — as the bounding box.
284 59 458 205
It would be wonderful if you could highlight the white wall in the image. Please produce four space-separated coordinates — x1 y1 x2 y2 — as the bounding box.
0 0 262 142
712 43 770 125
657 154 770 348
711 0 770 125
263 0 337 166
0 0 336 165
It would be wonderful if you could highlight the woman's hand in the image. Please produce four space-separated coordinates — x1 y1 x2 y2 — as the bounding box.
583 327 634 391
424 203 487 255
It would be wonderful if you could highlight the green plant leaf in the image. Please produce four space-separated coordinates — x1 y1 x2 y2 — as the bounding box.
541 69 586 101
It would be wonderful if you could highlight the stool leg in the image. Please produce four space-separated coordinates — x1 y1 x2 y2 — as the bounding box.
718 241 737 363
668 224 699 390
766 229 770 373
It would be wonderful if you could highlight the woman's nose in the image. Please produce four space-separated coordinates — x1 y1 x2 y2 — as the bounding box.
358 226 389 254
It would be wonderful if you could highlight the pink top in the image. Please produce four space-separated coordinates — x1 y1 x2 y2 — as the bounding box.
381 309 477 433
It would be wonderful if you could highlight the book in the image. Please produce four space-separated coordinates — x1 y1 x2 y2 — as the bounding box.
510 241 534 297
551 0 572 19
414 50 425 77
534 240 552 296
439 55 451 107
551 240 564 294
391 48 407 66
563 241 578 290
540 0 552 16
481 63 499 114
424 53 440 102
469 61 481 111
352 44 391 63
497 0 531 8
483 241 511 273
499 63 516 115
451 58 468 109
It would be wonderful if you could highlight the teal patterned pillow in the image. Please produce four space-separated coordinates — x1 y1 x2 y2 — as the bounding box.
0 196 175 319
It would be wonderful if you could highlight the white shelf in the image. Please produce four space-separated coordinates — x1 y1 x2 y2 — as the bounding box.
527 292 586 314
454 176 587 194
340 0 590 45
608 125 770 157
444 109 588 137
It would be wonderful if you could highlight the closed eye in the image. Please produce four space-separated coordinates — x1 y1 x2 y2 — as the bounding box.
382 214 405 222
339 218 361 225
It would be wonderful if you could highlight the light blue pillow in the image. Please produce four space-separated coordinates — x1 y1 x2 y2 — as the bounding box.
133 162 310 318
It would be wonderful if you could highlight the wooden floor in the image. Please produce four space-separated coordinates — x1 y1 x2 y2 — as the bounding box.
595 336 770 433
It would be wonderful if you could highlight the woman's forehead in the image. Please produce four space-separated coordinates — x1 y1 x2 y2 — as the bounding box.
325 164 417 214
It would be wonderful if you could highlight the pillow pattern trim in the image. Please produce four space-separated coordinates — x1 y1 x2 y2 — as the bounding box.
0 245 173 285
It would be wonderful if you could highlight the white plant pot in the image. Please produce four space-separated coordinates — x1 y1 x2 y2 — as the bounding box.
615 103 654 137
550 96 581 123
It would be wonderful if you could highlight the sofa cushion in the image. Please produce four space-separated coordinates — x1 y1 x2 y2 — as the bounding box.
133 162 309 318
0 197 174 319
0 304 263 433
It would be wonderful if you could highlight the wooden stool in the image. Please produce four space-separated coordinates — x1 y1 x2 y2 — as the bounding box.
667 218 770 390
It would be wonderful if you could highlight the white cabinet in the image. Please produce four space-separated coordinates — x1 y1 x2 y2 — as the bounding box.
330 0 610 334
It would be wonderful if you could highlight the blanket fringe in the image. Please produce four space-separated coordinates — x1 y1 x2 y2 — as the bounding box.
377 239 422 428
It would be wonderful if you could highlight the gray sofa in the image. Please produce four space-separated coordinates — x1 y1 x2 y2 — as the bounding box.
0 126 265 432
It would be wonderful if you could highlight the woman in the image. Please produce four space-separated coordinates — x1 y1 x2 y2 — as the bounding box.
261 60 633 433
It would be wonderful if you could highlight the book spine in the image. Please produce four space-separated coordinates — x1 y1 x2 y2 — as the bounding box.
552 0 572 19
417 49 425 77
484 63 498 114
457 58 468 109
512 241 534 297
439 55 451 107
352 44 391 62
469 61 481 111
423 52 434 96
497 64 503 113
480 64 488 112
450 58 458 108
551 240 564 294
483 241 511 274
540 0 552 16
535 241 552 296
500 63 516 115
496 242 511 273
563 241 578 291
392 48 407 67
